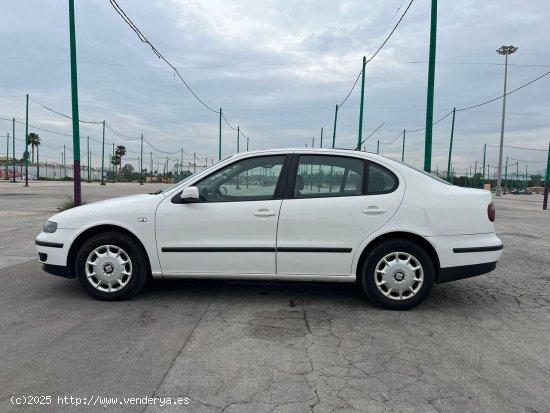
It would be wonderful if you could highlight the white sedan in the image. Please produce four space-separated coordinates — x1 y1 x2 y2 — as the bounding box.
36 149 503 310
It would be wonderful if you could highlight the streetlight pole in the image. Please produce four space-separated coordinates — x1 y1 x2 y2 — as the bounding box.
495 45 518 196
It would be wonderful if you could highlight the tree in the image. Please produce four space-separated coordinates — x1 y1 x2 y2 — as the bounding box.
27 133 40 164
114 145 126 177
120 163 134 181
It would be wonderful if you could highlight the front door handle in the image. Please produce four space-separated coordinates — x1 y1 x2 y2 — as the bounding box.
254 209 277 217
363 206 386 215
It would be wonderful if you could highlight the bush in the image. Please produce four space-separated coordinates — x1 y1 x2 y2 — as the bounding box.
57 194 88 211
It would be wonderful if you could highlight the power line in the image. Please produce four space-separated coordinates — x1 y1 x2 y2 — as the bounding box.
507 157 547 164
404 70 550 133
0 116 72 136
379 130 404 145
338 0 415 107
456 71 550 112
2 56 550 70
109 0 218 114
487 144 547 152
30 98 103 124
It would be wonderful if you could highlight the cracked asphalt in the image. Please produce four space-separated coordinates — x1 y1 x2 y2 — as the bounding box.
1 182 549 413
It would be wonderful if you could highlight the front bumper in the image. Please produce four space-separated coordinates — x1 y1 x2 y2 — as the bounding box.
35 228 79 267
42 264 74 279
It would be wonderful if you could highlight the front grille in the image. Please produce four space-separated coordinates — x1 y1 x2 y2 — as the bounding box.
39 253 47 262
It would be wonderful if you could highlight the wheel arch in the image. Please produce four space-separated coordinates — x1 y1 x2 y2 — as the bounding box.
67 224 152 278
355 231 441 282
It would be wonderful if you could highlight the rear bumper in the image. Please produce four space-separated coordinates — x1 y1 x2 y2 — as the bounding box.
437 261 497 284
428 233 503 268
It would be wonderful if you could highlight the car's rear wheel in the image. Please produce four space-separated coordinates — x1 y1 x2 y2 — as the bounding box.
359 239 434 310
75 232 148 300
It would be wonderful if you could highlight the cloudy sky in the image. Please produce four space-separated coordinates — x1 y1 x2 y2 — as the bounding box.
1 0 549 176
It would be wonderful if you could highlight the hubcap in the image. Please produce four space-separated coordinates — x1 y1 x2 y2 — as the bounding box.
374 252 424 301
85 245 132 293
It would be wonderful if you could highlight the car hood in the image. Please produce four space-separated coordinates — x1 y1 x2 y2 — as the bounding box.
48 193 165 229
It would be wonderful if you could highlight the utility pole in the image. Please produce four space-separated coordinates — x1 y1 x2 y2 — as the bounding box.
101 121 105 185
247 137 249 151
446 108 456 182
87 136 90 182
25 93 29 186
68 0 81 204
63 144 67 178
36 143 39 179
424 0 438 172
401 129 406 162
357 56 366 151
504 157 508 194
193 152 196 173
237 126 240 153
481 144 486 189
180 148 183 180
516 162 519 189
320 127 323 148
5 133 8 179
543 141 549 210
495 45 518 196
332 104 338 148
140 133 143 185
12 118 16 183
111 142 115 182
474 161 478 188
312 137 315 148
218 108 222 161
376 140 380 154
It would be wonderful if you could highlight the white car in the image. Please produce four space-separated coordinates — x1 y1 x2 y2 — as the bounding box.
36 149 503 310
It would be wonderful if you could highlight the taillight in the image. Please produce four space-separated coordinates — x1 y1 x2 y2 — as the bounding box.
488 202 495 222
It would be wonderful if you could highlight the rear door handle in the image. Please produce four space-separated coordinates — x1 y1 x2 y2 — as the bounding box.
254 209 277 217
363 206 386 215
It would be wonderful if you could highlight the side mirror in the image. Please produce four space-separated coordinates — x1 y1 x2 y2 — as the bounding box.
180 186 200 202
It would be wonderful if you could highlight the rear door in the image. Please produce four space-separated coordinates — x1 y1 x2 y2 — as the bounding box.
276 154 404 276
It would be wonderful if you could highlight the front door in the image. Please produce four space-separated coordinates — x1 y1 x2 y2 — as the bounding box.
156 155 288 276
276 154 404 276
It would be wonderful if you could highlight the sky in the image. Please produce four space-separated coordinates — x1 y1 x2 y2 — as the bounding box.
1 0 549 176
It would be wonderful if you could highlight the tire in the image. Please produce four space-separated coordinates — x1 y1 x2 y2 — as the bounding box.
359 239 435 310
75 232 149 300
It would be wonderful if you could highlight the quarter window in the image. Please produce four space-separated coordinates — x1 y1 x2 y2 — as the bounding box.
294 155 364 198
367 163 398 194
195 155 285 202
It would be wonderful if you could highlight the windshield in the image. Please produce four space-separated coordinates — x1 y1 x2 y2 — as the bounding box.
397 162 451 185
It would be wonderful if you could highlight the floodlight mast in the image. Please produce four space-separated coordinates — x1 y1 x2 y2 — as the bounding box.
495 45 518 196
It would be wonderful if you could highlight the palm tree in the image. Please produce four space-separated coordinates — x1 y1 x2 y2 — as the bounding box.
27 133 40 164
115 145 126 177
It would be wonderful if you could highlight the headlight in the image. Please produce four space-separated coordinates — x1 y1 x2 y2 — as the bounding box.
44 221 58 233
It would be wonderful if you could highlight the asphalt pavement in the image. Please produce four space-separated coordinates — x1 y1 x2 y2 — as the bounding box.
1 181 549 413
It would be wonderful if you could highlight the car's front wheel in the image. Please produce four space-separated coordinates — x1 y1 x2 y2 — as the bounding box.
75 232 148 300
359 239 434 310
